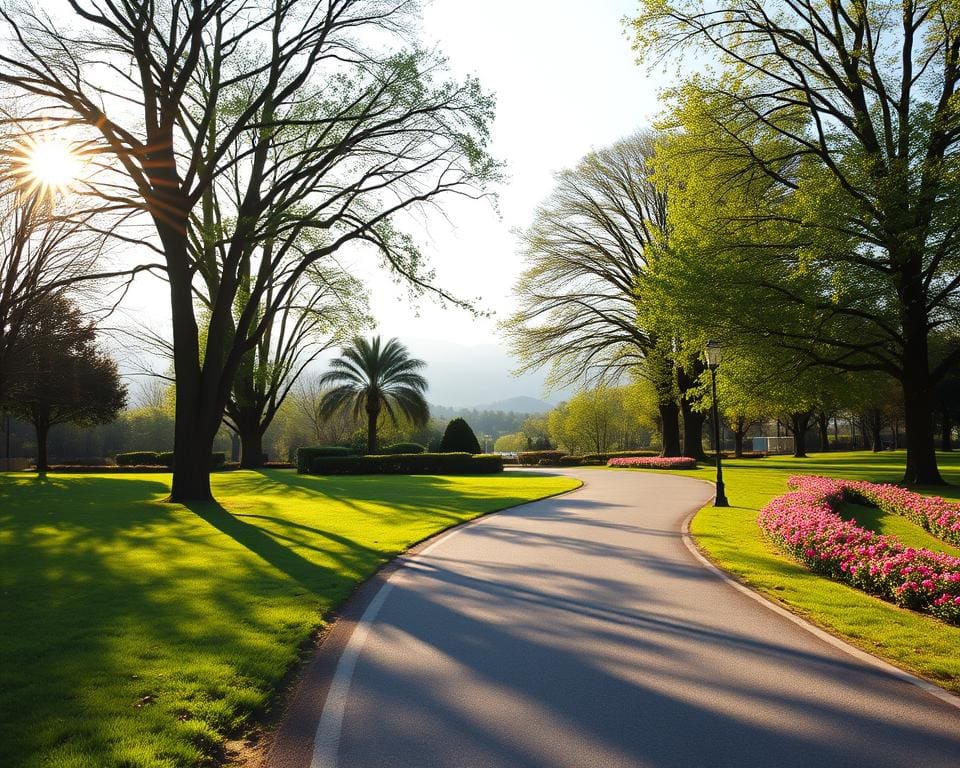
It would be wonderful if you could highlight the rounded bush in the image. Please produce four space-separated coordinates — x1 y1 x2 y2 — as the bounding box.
440 418 481 454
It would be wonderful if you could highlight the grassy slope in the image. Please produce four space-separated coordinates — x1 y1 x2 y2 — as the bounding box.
664 451 960 691
0 470 578 768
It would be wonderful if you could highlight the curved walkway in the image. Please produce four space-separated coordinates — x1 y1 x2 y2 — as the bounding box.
266 468 960 768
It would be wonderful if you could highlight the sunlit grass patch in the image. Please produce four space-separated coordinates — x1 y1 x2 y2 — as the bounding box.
676 451 960 691
0 469 578 767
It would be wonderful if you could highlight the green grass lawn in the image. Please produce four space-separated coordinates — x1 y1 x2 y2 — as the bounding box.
662 451 960 691
0 469 579 768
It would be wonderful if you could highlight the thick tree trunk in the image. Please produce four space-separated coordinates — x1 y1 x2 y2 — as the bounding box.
35 415 49 473
899 254 944 485
942 411 954 452
789 411 812 458
658 400 681 457
902 375 943 483
233 405 266 469
815 412 830 452
676 361 707 460
680 400 708 460
239 427 265 469
733 429 745 458
167 237 220 503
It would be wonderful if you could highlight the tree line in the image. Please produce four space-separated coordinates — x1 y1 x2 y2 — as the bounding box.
505 1 960 485
0 0 497 500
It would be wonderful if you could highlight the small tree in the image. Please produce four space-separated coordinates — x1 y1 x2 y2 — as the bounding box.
440 418 482 454
318 337 429 454
4 294 126 471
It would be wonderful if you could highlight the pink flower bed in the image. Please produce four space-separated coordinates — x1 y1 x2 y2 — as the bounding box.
607 456 698 469
757 475 960 624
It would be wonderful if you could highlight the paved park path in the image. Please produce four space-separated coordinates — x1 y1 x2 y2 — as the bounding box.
266 469 960 768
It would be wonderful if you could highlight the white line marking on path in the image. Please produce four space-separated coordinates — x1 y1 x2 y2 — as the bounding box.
680 508 960 712
309 509 514 768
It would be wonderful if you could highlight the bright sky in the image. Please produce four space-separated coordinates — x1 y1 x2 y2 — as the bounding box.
360 0 662 345
41 0 665 396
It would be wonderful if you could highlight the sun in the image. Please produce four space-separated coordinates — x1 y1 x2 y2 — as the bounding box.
20 137 83 193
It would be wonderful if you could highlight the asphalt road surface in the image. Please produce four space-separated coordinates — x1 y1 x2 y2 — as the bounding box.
268 468 960 768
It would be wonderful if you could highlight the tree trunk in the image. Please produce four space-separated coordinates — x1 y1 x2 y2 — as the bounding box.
366 401 379 454
35 414 49 473
733 429 745 458
789 411 812 458
864 408 883 452
167 239 219 503
680 396 708 460
239 427 265 469
942 411 954 452
899 254 944 484
815 411 830 452
902 375 943 483
658 399 681 457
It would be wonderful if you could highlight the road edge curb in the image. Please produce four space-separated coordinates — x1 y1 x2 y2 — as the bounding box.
680 506 960 712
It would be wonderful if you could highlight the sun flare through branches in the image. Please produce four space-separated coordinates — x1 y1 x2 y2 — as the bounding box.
13 136 83 196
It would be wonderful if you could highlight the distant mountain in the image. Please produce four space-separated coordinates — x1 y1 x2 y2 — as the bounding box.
474 396 553 414
396 338 576 408
308 338 576 409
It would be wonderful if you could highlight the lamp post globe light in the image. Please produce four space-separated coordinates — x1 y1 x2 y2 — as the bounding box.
705 340 729 507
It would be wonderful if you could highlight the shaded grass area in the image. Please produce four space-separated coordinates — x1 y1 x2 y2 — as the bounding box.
0 470 578 768
672 451 960 691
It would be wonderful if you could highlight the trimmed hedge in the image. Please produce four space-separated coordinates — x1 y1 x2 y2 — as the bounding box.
517 450 567 466
116 451 160 466
39 465 168 473
308 452 503 475
116 451 227 470
381 442 426 455
296 446 357 473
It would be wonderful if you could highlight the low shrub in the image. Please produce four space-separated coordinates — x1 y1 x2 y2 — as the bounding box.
41 465 168 473
116 451 160 466
309 452 503 475
296 446 357 474
517 450 567 466
117 451 228 470
263 461 295 469
556 455 603 466
607 456 698 469
48 457 115 467
584 450 659 461
381 442 426 455
759 475 960 625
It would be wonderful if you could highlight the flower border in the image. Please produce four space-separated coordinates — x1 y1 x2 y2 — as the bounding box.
757 475 960 625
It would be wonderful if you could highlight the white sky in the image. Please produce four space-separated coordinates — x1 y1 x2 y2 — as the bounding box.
356 0 662 345
46 0 666 396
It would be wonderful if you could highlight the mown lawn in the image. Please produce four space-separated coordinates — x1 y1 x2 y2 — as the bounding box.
652 451 960 691
0 469 579 768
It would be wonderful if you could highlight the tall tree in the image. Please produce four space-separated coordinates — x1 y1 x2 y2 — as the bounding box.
0 148 114 400
4 294 126 471
318 336 429 454
223 265 368 468
633 1 960 484
0 0 495 501
502 132 687 455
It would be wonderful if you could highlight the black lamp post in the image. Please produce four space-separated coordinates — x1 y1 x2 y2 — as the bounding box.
705 340 729 507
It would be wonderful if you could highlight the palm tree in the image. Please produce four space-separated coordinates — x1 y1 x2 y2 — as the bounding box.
318 336 429 454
